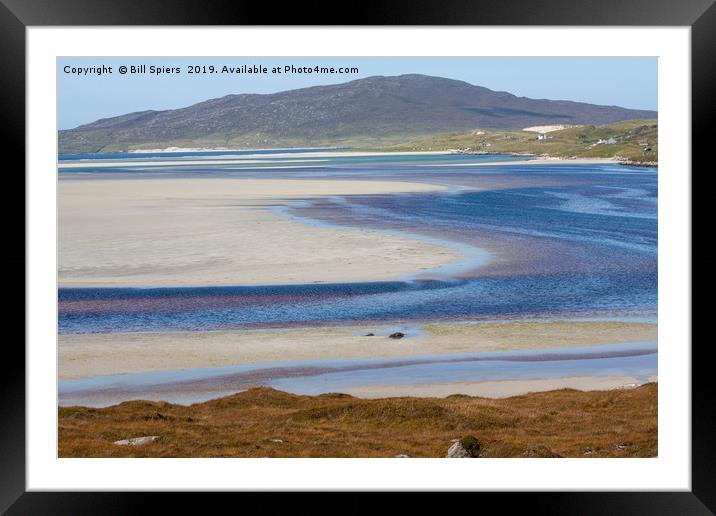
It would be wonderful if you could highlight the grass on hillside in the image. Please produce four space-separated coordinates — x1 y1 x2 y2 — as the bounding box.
94 131 437 154
366 119 658 163
59 384 657 458
86 119 657 165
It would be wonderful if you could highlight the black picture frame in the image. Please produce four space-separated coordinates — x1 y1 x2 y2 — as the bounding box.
4 0 709 510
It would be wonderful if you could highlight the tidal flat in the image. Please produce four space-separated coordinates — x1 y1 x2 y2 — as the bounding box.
58 150 657 415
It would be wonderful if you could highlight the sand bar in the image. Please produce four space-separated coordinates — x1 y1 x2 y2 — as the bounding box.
122 149 451 157
59 178 458 287
341 375 653 399
59 150 451 167
59 320 657 380
57 158 329 168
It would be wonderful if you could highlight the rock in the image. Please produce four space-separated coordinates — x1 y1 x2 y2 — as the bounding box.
393 454 411 458
447 436 482 458
364 333 375 336
388 332 405 339
113 435 160 446
447 442 471 458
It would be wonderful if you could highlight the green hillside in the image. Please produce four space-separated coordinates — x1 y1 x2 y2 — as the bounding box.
370 119 658 164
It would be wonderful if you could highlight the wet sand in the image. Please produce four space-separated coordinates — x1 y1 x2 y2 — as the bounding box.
59 178 459 287
59 320 657 380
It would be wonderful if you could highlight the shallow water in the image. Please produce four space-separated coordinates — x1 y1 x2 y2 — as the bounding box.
58 155 657 334
58 147 346 161
58 341 657 407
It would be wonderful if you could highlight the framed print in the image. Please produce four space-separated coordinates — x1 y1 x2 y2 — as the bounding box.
4 0 711 509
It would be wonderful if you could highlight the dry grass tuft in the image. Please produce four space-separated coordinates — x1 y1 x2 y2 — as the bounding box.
59 384 657 458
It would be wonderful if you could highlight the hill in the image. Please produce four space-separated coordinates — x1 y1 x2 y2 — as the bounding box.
58 384 657 458
58 74 656 154
377 118 658 163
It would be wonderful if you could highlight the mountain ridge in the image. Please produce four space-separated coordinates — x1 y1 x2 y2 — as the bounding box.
59 74 656 154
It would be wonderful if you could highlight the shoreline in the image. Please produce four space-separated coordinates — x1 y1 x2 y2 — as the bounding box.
58 156 627 171
443 155 657 167
59 150 656 168
58 320 657 381
123 148 450 156
420 157 623 167
59 375 657 408
126 146 341 154
58 149 453 166
58 336 657 407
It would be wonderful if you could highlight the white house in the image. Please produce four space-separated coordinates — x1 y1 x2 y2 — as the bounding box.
597 137 618 145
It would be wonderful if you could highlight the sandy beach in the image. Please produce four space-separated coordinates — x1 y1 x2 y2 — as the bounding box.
58 320 656 380
341 375 655 399
59 177 459 287
421 157 620 167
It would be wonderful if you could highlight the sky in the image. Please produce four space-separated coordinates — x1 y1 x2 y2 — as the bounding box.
58 57 657 130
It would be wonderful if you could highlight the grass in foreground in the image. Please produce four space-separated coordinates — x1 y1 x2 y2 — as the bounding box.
59 384 657 458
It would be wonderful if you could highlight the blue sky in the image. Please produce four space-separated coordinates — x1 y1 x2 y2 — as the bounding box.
58 57 657 130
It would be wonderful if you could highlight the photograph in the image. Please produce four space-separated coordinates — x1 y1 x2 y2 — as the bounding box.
56 56 659 459
1 0 706 504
